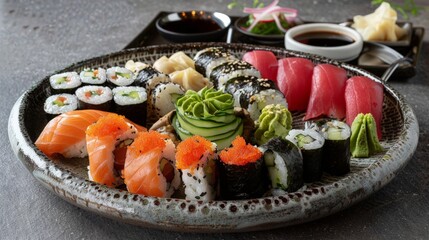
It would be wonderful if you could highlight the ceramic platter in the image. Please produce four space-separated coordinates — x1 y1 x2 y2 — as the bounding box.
8 43 418 232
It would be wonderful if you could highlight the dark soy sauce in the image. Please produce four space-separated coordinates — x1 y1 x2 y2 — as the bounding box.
294 31 355 47
163 19 221 34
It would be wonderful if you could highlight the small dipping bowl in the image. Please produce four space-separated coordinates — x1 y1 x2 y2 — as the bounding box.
156 11 232 43
285 23 363 62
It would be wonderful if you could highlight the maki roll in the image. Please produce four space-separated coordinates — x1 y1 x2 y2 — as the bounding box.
112 86 147 127
194 47 237 77
106 66 135 88
175 136 217 201
286 129 325 182
225 76 287 121
75 85 112 111
134 65 170 91
259 137 304 192
79 67 107 85
123 131 181 198
44 93 78 119
218 136 267 200
150 82 185 120
209 60 261 89
49 72 81 94
320 120 351 176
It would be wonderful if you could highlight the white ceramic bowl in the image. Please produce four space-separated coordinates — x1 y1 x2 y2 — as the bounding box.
285 23 363 62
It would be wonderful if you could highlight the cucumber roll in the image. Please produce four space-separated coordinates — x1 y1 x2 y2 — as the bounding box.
286 129 325 182
320 120 351 176
79 68 107 85
75 85 112 111
49 72 81 94
218 136 267 200
259 137 304 192
106 66 135 88
194 47 237 77
112 86 147 127
175 136 217 201
209 60 261 89
44 93 78 119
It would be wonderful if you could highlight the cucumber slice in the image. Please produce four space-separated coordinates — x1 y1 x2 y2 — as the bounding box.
177 115 242 137
176 111 228 128
116 72 131 79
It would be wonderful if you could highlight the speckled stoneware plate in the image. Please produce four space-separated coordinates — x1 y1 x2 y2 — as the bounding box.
8 43 418 233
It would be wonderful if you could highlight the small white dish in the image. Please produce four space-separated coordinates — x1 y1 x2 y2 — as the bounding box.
285 23 363 62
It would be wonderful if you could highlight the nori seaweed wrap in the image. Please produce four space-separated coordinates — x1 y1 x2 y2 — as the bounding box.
286 129 325 182
209 60 261 89
320 120 351 176
218 136 268 200
193 47 236 78
224 76 276 107
112 86 147 127
259 137 303 192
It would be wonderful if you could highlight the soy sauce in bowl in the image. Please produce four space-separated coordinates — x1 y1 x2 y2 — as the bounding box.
156 11 231 43
294 31 355 47
162 18 221 34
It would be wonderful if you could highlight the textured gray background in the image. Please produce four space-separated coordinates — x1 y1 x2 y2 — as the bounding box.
1 0 428 239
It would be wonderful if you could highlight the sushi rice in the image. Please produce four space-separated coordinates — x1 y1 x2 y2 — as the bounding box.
79 67 107 85
49 72 81 93
44 93 78 116
106 66 135 87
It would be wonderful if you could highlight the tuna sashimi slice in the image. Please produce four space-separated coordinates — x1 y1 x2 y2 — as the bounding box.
304 64 348 120
277 58 314 111
242 50 278 82
345 76 384 139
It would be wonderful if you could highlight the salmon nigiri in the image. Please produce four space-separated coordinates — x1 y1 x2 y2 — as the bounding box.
35 110 146 159
123 131 180 197
86 113 139 187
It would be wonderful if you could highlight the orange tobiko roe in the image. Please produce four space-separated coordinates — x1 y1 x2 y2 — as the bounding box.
219 136 262 166
176 135 214 171
127 131 168 156
86 113 130 138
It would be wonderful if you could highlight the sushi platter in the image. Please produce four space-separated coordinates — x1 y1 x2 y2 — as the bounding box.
8 42 418 232
124 12 424 80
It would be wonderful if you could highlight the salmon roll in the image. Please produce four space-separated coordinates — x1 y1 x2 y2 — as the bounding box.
123 131 180 198
86 113 139 187
175 135 217 201
218 136 267 200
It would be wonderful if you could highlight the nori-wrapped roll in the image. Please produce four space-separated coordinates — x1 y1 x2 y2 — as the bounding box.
224 76 276 107
209 60 261 89
218 136 268 200
286 129 325 182
112 86 147 127
259 137 303 192
320 120 351 176
193 47 236 77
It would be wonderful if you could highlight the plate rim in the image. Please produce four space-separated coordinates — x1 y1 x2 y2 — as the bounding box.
8 42 419 232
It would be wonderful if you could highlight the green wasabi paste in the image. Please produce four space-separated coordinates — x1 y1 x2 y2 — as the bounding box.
350 113 384 158
254 104 292 145
175 87 234 118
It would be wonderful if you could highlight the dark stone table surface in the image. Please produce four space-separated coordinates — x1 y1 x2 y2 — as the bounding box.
1 0 428 239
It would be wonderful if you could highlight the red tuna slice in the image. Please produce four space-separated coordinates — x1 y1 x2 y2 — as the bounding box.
304 64 348 120
242 50 278 82
345 76 384 139
277 58 314 111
